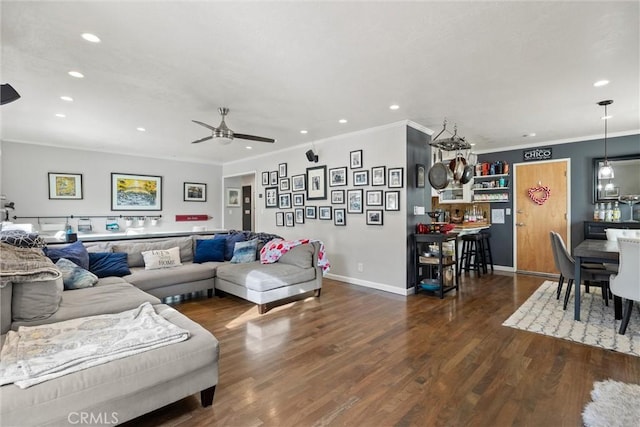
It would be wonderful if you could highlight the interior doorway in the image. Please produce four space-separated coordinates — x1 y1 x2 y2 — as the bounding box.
514 159 570 274
222 172 256 231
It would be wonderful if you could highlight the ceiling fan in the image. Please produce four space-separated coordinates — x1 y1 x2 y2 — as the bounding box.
191 107 275 145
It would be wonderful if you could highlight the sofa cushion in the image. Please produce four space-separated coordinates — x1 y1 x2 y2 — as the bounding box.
0 229 46 248
124 263 218 292
216 262 316 292
43 240 90 269
11 277 64 322
88 252 131 278
278 243 314 269
194 238 226 263
219 233 246 261
55 257 98 290
231 238 258 264
141 246 182 270
111 237 193 267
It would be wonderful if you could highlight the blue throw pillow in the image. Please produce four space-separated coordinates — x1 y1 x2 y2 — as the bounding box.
194 238 225 263
56 257 98 290
215 233 246 261
88 252 131 278
230 238 258 264
44 240 89 270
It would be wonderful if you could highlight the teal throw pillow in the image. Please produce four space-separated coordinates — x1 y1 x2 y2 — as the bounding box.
230 238 258 264
194 238 226 263
56 257 98 290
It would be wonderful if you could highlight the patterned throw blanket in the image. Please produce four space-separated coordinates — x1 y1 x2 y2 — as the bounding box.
260 239 330 274
0 302 189 389
0 242 61 288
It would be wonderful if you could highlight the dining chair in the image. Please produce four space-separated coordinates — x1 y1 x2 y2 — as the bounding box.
608 237 640 335
549 231 565 299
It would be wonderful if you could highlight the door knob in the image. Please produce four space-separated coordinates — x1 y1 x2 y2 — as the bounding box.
516 222 526 226
516 210 523 214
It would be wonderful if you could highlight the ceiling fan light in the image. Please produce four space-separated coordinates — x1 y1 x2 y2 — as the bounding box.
218 137 233 145
598 163 614 180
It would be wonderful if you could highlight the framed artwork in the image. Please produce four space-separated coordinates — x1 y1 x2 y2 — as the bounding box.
226 188 241 207
334 208 346 226
48 172 83 200
269 171 278 186
279 178 290 192
279 192 292 209
329 167 348 187
350 150 363 169
111 172 162 211
276 211 284 227
306 165 327 200
366 190 383 206
388 167 404 188
366 209 384 225
292 174 306 192
331 190 345 204
279 163 288 177
385 191 400 211
295 208 305 224
293 193 305 206
305 205 317 219
265 187 278 208
416 164 426 188
371 166 386 186
285 211 295 227
319 206 332 220
261 171 269 186
347 189 363 214
353 170 369 186
184 182 207 202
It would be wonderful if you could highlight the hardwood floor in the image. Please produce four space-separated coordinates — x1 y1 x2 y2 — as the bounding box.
123 273 639 427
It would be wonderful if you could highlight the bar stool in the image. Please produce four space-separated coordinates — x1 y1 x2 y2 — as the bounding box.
458 233 485 276
480 231 494 273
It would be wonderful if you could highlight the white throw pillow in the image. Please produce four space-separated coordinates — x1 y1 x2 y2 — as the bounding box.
141 246 182 270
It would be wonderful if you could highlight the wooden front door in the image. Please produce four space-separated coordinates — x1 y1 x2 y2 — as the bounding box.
515 159 569 274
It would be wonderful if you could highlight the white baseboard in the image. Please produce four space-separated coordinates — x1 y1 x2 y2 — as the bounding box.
324 273 411 296
493 264 516 272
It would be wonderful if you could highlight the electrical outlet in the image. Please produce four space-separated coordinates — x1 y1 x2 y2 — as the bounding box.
357 262 363 272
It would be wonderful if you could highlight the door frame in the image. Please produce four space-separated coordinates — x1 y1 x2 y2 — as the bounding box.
513 158 571 273
222 171 257 230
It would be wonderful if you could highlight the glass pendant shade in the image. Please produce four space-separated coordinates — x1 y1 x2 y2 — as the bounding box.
598 162 614 179
597 100 614 181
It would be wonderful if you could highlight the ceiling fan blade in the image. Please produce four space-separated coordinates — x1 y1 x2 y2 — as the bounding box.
191 135 213 144
192 120 218 132
234 133 276 143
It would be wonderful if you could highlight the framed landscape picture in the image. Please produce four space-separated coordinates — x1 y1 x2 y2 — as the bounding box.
366 209 384 225
329 167 347 187
111 172 162 211
307 165 327 200
184 182 207 202
48 172 83 200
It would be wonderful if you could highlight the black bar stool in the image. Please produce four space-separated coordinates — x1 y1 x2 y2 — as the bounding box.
458 233 485 276
480 231 494 273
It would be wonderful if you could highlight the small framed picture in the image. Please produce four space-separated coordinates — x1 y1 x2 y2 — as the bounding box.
305 205 317 219
265 187 278 208
279 192 292 209
307 165 327 200
184 182 207 202
331 190 345 204
279 178 290 192
226 188 241 207
262 171 269 186
293 193 305 206
279 163 288 177
388 167 404 188
366 209 384 225
48 172 83 200
285 211 295 227
347 189 363 214
416 164 426 188
385 191 400 211
350 150 363 169
353 170 369 186
329 167 348 187
319 206 332 220
371 166 386 186
295 208 305 224
366 190 383 206
334 208 346 226
292 174 306 192
270 171 278 186
276 211 284 227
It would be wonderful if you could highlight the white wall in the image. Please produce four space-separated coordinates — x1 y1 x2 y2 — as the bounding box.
223 122 410 294
1 142 223 233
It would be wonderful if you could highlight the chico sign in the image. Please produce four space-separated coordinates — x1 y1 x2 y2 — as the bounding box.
523 147 553 162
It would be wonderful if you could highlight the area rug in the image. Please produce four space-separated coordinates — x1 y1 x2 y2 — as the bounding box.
502 280 640 357
582 380 640 427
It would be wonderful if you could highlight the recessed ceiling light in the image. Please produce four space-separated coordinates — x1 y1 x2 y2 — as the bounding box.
593 80 609 87
339 119 348 124
470 143 476 146
60 96 73 102
136 127 146 132
68 70 84 78
300 130 308 134
601 115 613 120
81 33 101 43
246 146 253 150
522 132 537 137
389 104 400 110
55 113 66 118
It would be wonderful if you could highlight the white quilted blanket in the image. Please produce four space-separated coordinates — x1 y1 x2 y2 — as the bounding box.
0 302 189 389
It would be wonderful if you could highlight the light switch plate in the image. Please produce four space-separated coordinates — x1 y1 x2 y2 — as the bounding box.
414 206 425 215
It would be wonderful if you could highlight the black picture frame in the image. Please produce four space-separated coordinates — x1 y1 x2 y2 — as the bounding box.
319 206 332 220
347 189 363 214
279 192 292 209
184 182 207 202
388 167 404 188
329 167 348 187
48 172 83 200
416 164 426 188
366 209 384 225
305 205 317 219
295 208 305 224
279 178 290 192
265 186 279 208
292 174 306 192
306 165 327 200
334 208 346 226
270 171 278 186
366 190 383 206
385 191 400 211
293 193 305 206
353 170 369 186
371 166 386 186
331 190 345 204
261 171 269 186
276 211 284 226
279 163 288 177
285 211 295 227
350 150 363 169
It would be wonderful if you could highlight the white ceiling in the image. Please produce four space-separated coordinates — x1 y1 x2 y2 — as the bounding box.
1 1 639 164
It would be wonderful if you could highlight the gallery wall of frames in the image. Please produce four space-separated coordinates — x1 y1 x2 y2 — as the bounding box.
262 149 404 228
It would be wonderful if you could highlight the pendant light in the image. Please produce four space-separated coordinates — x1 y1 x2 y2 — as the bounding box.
597 100 614 180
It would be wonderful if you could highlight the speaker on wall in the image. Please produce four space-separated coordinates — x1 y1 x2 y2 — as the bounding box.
1 84 20 105
306 149 318 163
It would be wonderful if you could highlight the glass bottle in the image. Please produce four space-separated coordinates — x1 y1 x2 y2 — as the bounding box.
613 201 621 222
598 203 606 221
593 204 600 221
605 202 613 222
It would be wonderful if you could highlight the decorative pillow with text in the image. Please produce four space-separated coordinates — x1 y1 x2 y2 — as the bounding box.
141 246 182 270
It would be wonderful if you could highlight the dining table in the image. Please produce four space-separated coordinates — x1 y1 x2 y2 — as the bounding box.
573 239 620 321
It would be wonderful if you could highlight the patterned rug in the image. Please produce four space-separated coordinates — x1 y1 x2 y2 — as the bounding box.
503 280 640 357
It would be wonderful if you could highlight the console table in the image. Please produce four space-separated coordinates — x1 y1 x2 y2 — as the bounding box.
583 220 640 240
